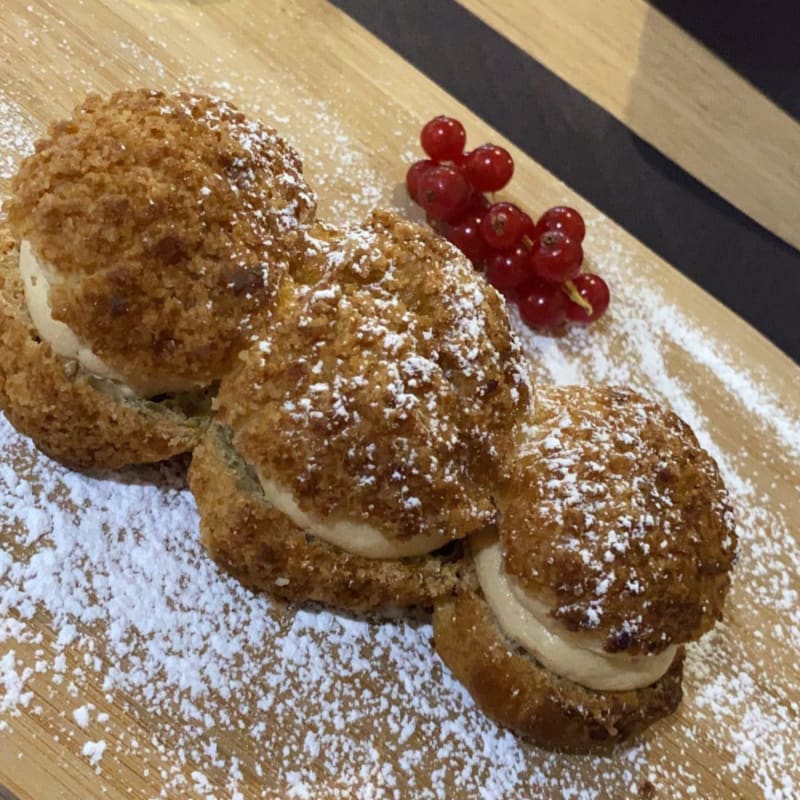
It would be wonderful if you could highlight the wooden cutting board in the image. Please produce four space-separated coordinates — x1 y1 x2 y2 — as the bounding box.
0 2 798 799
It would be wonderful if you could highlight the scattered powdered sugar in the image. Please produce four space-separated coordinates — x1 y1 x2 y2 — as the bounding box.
185 79 391 228
72 703 91 729
0 97 38 181
0 649 33 725
1 8 799 800
82 739 106 766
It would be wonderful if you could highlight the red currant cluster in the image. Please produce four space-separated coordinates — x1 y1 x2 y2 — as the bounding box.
406 116 610 331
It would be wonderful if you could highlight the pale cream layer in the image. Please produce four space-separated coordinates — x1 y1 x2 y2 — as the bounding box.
20 240 196 398
472 531 677 691
20 240 126 383
258 474 449 559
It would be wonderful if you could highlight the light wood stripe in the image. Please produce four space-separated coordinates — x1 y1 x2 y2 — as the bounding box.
460 0 800 251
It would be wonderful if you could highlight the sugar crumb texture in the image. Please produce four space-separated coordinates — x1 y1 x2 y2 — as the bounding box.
219 212 529 542
1 10 800 800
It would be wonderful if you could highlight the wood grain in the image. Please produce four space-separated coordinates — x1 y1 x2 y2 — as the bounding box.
0 1 798 799
459 0 800 252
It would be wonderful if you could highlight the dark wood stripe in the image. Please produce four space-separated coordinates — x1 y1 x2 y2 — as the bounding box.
0 785 22 800
329 0 800 364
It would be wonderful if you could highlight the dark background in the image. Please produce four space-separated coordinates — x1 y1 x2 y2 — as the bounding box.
330 0 800 364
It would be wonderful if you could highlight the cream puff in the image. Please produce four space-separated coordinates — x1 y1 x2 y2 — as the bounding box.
433 384 737 751
189 211 531 611
1 89 316 468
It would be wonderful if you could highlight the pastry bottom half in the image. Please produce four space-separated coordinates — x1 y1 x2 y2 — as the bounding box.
188 425 476 613
0 230 206 470
432 583 684 753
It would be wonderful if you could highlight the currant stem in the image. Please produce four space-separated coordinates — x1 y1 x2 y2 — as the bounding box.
563 280 593 314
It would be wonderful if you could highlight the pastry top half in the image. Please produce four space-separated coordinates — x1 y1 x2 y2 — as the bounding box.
499 384 737 657
215 210 532 557
5 89 316 397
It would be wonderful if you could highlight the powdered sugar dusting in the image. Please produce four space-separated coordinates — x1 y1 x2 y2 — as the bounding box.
184 79 391 228
0 97 37 181
0 649 33 724
82 738 106 767
1 425 654 798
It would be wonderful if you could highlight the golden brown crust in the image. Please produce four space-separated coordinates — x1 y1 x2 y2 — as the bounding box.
0 229 202 469
5 89 316 392
502 385 737 655
188 424 478 612
432 586 684 753
216 211 531 543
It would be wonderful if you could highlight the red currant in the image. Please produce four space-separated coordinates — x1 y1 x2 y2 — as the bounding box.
529 231 583 282
480 202 527 251
466 191 490 214
566 273 610 323
518 281 568 330
441 214 491 267
519 209 536 243
464 145 514 192
418 165 471 222
408 117 606 327
535 206 586 243
406 159 436 204
420 116 467 162
485 246 532 296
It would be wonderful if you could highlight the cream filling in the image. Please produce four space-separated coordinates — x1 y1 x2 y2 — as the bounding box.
258 475 449 559
20 240 127 386
20 241 196 398
472 532 677 691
